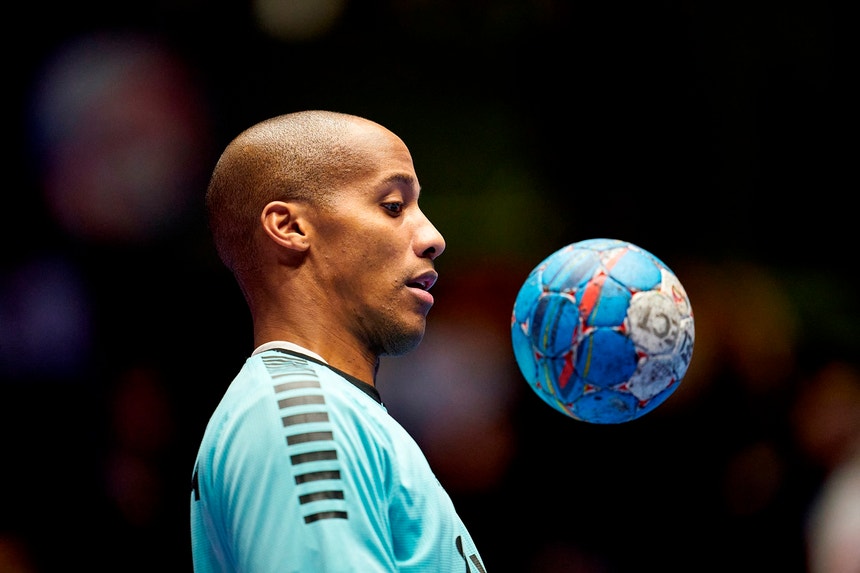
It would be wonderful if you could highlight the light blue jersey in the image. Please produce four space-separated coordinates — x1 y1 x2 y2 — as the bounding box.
191 346 487 572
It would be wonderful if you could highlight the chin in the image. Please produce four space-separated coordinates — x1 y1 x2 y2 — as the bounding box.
380 327 426 357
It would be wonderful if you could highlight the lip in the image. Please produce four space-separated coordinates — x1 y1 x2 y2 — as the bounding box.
409 286 435 307
409 271 438 291
407 271 438 307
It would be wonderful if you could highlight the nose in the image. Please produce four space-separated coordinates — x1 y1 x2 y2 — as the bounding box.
416 210 446 260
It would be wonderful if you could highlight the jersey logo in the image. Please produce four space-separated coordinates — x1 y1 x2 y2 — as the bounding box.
456 535 487 573
264 354 349 524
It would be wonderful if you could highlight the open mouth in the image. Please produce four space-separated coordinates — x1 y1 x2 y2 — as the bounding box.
407 272 437 291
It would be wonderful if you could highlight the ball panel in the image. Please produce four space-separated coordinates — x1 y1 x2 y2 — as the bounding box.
533 365 581 417
627 290 684 356
674 316 695 379
512 270 543 324
635 380 681 417
545 352 581 400
542 245 599 292
575 328 638 388
576 273 631 327
607 247 663 291
660 267 693 316
572 387 639 424
530 292 581 357
576 237 627 250
628 354 678 401
511 313 539 384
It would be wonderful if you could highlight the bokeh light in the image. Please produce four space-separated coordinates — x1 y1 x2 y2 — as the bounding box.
27 32 211 245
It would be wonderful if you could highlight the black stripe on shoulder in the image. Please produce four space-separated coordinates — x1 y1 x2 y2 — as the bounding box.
304 510 347 524
264 356 350 524
269 348 382 404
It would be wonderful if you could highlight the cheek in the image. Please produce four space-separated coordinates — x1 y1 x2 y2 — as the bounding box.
333 247 390 288
355 238 401 270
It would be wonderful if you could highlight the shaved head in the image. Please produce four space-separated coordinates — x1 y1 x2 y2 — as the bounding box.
206 110 388 275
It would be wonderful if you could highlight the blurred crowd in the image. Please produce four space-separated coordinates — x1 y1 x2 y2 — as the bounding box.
3 1 855 571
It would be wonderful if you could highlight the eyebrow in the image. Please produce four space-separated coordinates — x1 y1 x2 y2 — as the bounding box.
379 173 421 198
381 173 418 189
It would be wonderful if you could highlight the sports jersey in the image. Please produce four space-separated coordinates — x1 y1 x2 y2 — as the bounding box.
190 343 487 572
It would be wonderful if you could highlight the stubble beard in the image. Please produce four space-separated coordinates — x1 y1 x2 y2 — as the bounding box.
370 313 427 358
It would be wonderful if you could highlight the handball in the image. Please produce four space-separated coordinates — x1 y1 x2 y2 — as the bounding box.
511 238 694 423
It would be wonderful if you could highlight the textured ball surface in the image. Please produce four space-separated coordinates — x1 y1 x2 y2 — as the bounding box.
511 238 695 423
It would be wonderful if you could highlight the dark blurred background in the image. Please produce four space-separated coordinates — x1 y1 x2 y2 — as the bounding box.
3 1 857 572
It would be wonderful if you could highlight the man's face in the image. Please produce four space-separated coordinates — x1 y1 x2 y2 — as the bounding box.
309 123 446 358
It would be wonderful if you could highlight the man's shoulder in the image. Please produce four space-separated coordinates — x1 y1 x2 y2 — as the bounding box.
253 348 382 405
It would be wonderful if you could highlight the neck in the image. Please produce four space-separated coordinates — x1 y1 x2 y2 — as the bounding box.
253 321 379 386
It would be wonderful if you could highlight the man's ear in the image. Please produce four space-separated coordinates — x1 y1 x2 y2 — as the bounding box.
261 201 310 252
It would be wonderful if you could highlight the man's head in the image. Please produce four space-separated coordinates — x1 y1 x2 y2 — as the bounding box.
207 111 362 274
206 111 446 360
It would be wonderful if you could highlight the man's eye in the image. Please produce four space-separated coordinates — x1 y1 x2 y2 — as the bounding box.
382 202 404 215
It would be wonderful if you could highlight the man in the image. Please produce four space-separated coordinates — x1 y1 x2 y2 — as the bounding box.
190 110 487 572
